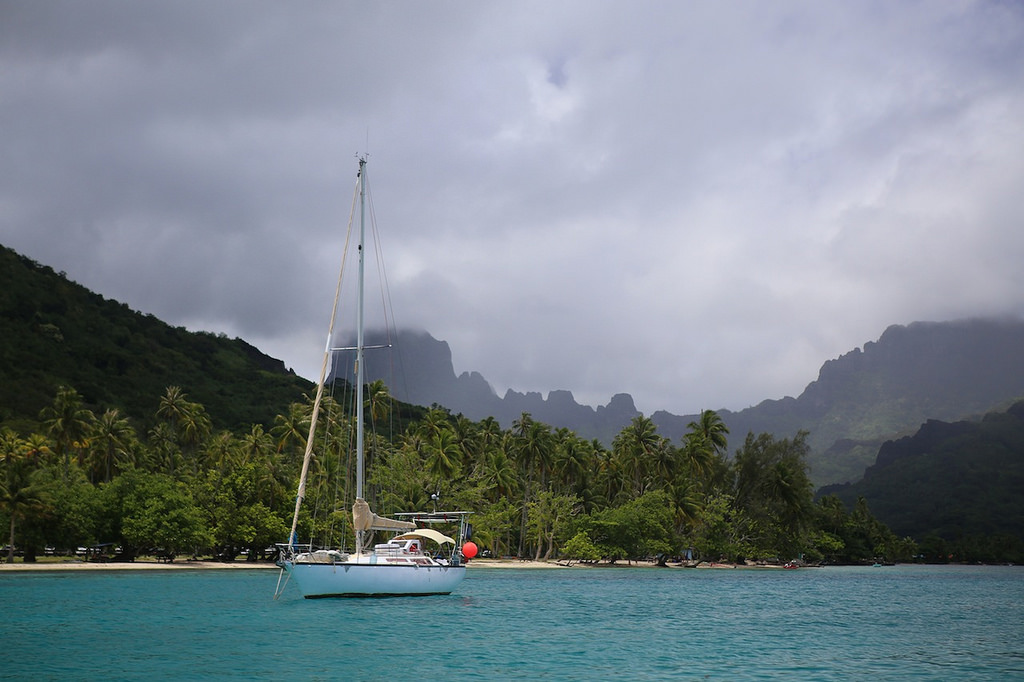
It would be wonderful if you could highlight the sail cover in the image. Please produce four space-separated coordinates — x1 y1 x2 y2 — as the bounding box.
352 498 416 531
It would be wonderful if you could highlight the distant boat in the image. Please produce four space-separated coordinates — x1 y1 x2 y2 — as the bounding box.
274 158 469 598
783 562 799 569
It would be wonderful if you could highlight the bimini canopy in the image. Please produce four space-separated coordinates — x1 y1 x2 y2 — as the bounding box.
393 528 456 546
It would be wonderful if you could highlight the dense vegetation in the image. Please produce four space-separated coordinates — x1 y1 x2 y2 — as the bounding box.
822 400 1024 563
0 245 312 434
2 382 913 566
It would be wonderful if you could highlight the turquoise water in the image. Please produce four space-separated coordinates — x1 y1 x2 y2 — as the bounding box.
1 564 1022 680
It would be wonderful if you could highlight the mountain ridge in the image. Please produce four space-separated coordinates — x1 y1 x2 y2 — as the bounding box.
356 319 1024 486
6 242 1024 489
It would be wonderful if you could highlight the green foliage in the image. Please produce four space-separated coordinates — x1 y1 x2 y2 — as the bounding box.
2 389 916 565
822 400 1024 562
732 431 815 559
0 245 312 434
688 492 755 563
104 470 212 558
561 531 602 562
2 299 994 568
586 490 678 562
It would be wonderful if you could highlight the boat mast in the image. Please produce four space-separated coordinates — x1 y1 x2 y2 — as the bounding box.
286 162 361 553
355 156 367 554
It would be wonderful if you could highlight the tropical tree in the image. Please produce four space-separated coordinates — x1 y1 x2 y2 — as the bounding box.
156 386 211 477
527 491 579 559
86 409 136 483
1 429 52 562
511 414 554 556
157 386 191 435
683 409 729 484
731 431 814 558
365 380 391 426
272 401 311 466
425 427 461 493
40 385 93 480
480 443 518 503
107 469 212 560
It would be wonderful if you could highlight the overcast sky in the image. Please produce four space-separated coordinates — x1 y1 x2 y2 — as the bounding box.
3 1 1023 416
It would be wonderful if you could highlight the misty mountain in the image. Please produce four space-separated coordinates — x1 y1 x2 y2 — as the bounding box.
339 329 642 445
680 318 1024 485
819 399 1024 545
353 320 1024 487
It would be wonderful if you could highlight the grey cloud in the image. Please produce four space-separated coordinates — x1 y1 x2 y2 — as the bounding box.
2 1 1023 416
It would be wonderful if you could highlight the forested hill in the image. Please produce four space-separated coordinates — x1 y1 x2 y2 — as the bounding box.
0 244 312 433
819 400 1024 554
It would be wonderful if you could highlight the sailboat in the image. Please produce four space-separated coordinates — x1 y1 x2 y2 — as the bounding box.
275 157 469 598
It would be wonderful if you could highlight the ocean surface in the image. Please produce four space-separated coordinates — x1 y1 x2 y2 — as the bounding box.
1 564 1022 680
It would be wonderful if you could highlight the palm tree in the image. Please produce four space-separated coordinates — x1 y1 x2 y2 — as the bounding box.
39 385 92 481
365 380 391 427
240 425 284 508
668 478 702 533
612 416 664 498
204 431 238 471
178 402 212 476
418 407 452 439
683 409 729 483
1 429 50 563
481 444 519 503
512 414 554 557
272 401 311 465
157 386 190 434
425 427 461 496
86 409 136 483
451 415 477 471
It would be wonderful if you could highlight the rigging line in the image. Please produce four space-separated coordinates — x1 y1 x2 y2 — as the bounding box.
287 167 361 550
364 170 413 412
364 175 397 348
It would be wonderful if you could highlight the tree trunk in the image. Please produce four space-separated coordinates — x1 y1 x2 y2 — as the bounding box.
543 533 554 560
6 515 15 563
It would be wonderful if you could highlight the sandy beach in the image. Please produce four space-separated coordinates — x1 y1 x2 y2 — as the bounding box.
0 558 564 572
0 558 784 572
0 560 280 571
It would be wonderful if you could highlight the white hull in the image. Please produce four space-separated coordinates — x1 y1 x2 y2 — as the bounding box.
282 560 466 598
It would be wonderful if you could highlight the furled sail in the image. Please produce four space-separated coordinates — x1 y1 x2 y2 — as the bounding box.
352 497 416 532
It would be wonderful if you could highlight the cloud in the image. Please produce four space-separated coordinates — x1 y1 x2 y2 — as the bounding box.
2 1 1023 416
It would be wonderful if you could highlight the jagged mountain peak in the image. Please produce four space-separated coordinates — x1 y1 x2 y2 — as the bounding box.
359 319 1024 488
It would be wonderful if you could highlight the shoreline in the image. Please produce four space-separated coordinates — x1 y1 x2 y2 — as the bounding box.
0 558 563 572
0 560 280 572
3 558 934 572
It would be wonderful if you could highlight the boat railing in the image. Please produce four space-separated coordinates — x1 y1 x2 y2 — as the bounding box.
275 542 315 561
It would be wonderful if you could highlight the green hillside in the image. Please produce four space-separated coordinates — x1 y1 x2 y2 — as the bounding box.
821 400 1024 561
0 244 313 433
